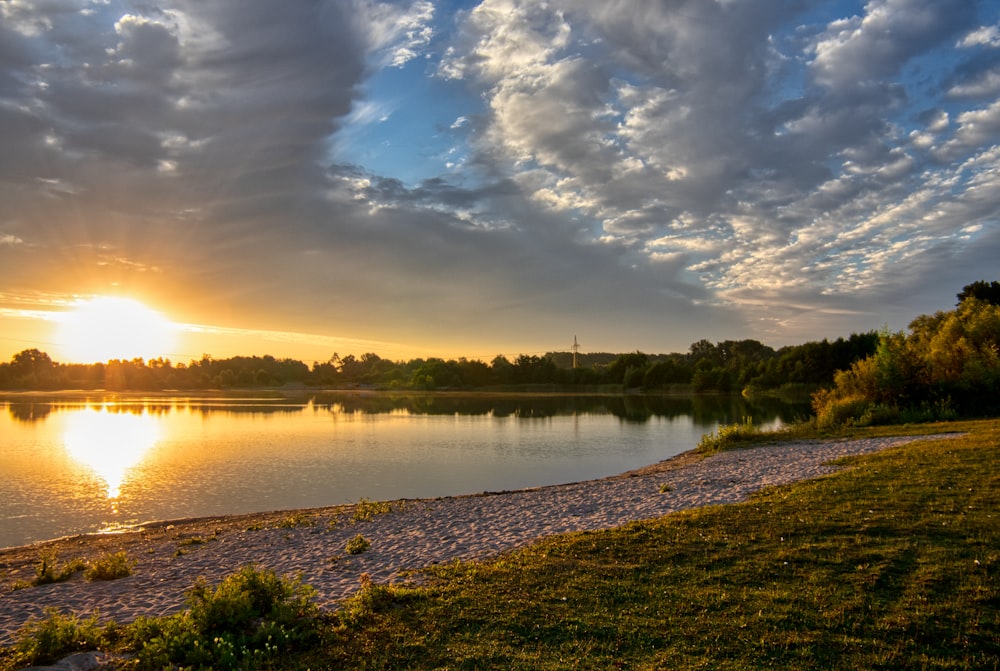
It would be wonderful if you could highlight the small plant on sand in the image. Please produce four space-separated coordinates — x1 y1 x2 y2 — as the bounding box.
33 552 87 586
659 483 674 493
84 551 135 581
352 497 393 523
180 533 215 545
278 512 314 529
346 534 371 555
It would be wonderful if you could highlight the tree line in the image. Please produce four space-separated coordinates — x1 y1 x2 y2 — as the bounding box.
0 334 877 393
4 282 996 422
813 281 1000 425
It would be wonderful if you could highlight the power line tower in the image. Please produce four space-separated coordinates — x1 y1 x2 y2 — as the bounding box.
572 335 580 369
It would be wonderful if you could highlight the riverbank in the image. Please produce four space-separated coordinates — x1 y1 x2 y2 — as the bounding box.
0 434 956 647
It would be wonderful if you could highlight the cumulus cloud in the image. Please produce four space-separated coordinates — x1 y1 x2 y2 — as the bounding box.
810 0 975 90
959 24 1000 48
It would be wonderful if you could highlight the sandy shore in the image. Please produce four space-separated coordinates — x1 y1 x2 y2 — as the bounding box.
0 435 951 646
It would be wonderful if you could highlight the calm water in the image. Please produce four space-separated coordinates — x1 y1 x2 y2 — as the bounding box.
0 393 808 548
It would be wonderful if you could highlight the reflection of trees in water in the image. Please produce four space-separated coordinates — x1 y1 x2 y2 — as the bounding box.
4 397 311 423
5 393 811 425
7 403 53 423
311 393 810 425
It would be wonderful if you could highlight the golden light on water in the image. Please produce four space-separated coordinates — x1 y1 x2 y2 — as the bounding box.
63 408 161 500
54 296 177 363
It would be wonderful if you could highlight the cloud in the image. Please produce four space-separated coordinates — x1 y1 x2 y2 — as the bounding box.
959 24 1000 48
0 0 998 358
810 0 975 90
358 0 435 67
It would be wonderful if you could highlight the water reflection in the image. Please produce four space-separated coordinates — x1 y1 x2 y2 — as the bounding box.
2 392 813 549
63 407 161 499
8 402 53 423
6 392 811 426
307 392 810 426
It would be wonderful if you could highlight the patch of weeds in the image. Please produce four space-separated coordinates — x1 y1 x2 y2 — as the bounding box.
659 483 674 493
126 565 322 671
278 512 314 529
340 573 415 624
345 534 371 555
175 533 217 554
30 552 86 587
697 416 761 453
352 497 393 523
84 551 135 581
10 609 112 669
326 512 341 530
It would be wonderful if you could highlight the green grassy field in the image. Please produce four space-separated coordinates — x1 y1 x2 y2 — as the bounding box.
4 421 997 670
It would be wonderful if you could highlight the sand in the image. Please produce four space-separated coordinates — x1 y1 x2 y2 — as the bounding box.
0 435 952 646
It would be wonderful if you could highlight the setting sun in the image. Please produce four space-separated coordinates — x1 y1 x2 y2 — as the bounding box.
54 296 177 363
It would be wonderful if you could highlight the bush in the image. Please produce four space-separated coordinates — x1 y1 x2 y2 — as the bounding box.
84 551 135 581
12 610 109 668
30 552 86 586
346 534 371 555
131 565 320 670
813 390 871 429
697 417 758 453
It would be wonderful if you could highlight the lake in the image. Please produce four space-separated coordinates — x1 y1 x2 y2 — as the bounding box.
0 392 809 548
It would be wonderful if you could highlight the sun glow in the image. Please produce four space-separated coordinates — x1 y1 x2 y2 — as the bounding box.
55 296 177 363
63 407 161 499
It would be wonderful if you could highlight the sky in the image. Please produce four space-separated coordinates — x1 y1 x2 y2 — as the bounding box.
1 0 999 364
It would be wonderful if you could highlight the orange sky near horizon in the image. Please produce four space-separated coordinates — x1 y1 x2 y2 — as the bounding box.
0 292 545 366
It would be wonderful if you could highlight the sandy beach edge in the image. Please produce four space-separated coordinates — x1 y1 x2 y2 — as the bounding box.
0 433 963 648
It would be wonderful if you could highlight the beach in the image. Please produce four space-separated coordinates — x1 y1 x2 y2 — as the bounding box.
0 435 948 646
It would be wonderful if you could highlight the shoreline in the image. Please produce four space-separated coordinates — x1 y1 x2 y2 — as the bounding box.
1 446 710 556
0 435 955 646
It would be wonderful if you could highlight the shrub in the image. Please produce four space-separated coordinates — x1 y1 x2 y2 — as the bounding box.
346 534 371 555
813 390 872 429
858 402 901 426
353 497 392 522
31 552 86 586
84 551 135 581
697 417 758 453
131 565 320 670
12 609 109 668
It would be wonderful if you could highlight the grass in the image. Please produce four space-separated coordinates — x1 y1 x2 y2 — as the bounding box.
302 420 1000 669
11 551 134 590
2 420 997 670
26 553 86 588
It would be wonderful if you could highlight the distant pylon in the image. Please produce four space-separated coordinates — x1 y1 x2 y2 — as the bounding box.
572 335 580 369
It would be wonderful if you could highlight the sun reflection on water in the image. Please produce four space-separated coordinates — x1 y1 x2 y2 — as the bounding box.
63 407 161 501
